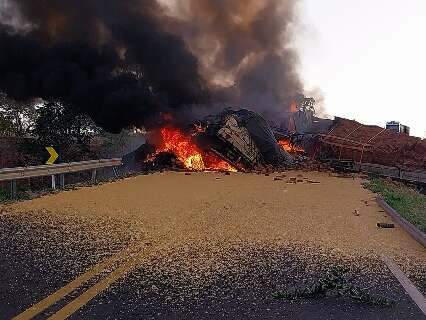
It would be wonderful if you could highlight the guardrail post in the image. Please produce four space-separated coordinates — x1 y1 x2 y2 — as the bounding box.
91 169 97 183
0 159 122 193
10 180 17 199
51 175 56 190
59 174 65 189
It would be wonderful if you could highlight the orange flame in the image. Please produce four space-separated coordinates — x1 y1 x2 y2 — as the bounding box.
290 100 299 113
153 127 237 172
278 139 304 153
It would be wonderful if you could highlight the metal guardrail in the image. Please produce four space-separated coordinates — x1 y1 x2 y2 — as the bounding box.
0 159 122 181
0 158 122 197
323 158 426 185
400 170 426 184
360 163 400 179
360 163 426 184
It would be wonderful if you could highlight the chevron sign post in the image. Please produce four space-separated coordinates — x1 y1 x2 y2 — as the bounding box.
45 147 59 165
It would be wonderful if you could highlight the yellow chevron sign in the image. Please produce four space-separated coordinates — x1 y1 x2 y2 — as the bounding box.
46 147 59 165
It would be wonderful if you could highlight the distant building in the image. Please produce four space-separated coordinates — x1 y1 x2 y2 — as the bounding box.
386 121 410 135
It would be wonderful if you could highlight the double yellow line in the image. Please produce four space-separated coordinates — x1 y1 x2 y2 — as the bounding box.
13 242 154 320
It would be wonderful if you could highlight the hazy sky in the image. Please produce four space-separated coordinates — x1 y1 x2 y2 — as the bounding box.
297 0 426 138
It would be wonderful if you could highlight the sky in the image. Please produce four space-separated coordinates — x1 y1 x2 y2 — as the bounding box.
296 0 426 138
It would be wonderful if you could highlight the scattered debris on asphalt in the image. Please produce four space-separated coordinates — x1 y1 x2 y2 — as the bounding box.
273 266 395 306
377 223 395 229
307 180 321 184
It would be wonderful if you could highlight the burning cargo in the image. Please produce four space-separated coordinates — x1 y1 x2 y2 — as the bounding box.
124 109 294 172
197 109 293 170
123 103 425 174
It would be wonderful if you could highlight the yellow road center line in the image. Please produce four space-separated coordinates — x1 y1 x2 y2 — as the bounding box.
12 244 144 320
47 256 140 320
46 243 162 320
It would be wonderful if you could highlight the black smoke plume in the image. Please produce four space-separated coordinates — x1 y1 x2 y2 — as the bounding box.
0 0 302 132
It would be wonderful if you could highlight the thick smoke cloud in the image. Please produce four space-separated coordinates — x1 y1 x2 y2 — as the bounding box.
0 0 302 132
162 0 302 115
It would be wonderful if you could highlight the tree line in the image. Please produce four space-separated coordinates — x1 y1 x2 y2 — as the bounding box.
0 94 103 164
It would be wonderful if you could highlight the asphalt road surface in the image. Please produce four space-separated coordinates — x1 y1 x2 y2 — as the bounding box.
1 171 425 319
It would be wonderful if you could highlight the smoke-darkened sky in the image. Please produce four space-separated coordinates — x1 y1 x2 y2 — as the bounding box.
0 0 303 132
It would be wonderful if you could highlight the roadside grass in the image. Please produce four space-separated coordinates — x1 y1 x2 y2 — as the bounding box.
0 188 32 203
0 189 10 202
364 177 426 233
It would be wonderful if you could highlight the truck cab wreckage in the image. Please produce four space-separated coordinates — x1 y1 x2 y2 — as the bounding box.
196 109 294 171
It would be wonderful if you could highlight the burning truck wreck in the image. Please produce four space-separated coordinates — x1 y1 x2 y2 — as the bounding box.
197 109 294 170
124 108 298 173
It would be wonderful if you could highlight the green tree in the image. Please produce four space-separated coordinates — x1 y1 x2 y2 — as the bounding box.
0 93 37 137
33 101 101 162
294 94 316 115
0 113 14 136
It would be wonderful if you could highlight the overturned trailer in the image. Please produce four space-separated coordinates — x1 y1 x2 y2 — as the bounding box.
197 109 293 170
